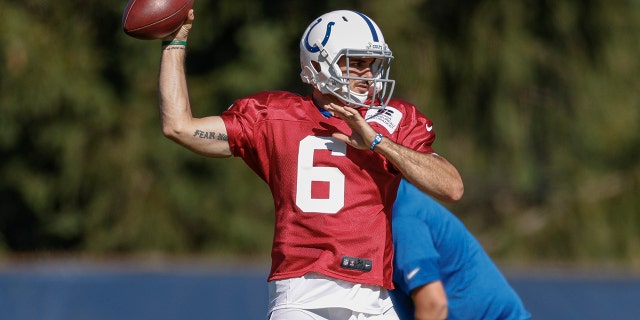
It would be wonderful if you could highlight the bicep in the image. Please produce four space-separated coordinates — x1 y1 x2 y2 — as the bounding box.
411 281 448 320
173 116 232 158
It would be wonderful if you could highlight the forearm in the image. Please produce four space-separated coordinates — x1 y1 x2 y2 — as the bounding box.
159 45 191 139
374 137 464 203
323 104 463 200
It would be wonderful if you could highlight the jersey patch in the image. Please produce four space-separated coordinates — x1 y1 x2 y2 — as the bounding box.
365 107 402 134
340 256 373 272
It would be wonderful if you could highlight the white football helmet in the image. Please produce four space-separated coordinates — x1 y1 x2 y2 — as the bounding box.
300 10 395 109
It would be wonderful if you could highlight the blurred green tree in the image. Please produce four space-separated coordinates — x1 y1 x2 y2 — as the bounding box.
0 0 638 267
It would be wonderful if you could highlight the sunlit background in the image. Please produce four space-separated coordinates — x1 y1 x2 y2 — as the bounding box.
1 0 639 319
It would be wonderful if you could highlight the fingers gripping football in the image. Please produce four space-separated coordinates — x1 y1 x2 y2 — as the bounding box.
165 9 194 41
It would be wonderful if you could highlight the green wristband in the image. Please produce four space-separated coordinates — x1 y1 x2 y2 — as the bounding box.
161 40 187 47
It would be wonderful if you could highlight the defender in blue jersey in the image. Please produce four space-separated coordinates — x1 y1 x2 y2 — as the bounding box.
390 179 531 320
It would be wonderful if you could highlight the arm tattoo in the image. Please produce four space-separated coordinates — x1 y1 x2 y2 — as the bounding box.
193 129 228 141
163 46 186 51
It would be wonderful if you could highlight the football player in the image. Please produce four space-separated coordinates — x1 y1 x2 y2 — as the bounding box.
157 9 463 320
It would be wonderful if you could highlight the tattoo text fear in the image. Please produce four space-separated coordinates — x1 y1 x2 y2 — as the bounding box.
193 129 228 141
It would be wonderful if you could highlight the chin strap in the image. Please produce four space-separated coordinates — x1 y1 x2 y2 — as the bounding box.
348 90 368 104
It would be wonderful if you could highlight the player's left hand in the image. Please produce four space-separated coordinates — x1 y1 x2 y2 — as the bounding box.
325 103 379 150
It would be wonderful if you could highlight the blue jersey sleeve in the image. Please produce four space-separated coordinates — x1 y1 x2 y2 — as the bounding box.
392 180 444 295
392 214 442 295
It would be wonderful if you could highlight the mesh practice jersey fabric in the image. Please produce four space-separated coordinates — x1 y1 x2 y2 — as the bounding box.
221 91 435 289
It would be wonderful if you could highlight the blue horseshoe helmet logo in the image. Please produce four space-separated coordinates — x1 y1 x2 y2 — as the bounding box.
304 18 335 53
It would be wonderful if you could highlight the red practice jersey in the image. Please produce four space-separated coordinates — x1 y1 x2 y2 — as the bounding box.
220 91 436 289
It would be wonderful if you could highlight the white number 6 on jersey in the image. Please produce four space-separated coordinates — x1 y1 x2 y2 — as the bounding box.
296 136 346 214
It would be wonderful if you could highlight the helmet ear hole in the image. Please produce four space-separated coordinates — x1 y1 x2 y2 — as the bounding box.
300 66 317 85
311 61 321 72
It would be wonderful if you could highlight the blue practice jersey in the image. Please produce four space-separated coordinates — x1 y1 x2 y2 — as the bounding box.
390 179 531 320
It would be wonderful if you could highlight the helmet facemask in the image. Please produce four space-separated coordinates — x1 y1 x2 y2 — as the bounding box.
330 48 395 109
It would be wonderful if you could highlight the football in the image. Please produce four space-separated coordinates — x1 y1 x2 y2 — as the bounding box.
122 0 194 40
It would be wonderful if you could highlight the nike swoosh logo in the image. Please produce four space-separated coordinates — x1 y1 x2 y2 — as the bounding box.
426 124 433 132
407 267 420 280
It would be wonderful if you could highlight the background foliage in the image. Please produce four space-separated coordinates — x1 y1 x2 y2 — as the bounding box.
1 0 638 267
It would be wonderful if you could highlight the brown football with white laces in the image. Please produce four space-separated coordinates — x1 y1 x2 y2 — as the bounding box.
122 0 194 40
